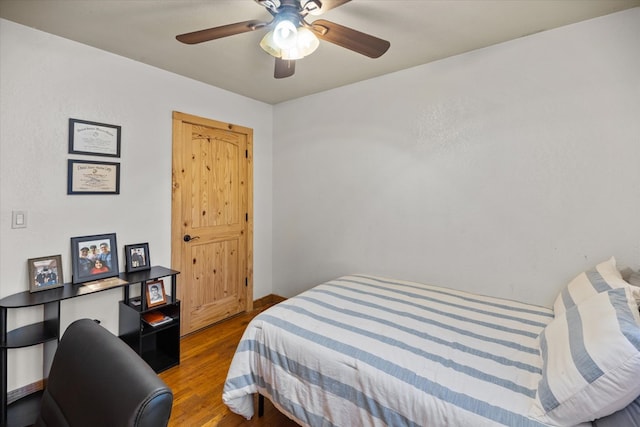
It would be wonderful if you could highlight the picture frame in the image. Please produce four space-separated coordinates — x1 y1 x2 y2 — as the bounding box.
28 254 64 293
68 118 121 157
124 242 150 272
67 159 120 195
70 233 119 284
146 280 167 308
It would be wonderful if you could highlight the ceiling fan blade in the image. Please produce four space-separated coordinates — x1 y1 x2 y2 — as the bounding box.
176 20 268 44
306 0 351 15
311 19 390 58
274 58 295 79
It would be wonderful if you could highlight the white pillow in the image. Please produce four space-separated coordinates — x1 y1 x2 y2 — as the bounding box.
553 257 632 316
531 287 640 425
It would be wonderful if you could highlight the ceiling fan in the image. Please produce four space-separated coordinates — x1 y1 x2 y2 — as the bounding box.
176 0 390 79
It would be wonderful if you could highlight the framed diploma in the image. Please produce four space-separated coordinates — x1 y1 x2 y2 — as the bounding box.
68 159 120 195
69 118 121 157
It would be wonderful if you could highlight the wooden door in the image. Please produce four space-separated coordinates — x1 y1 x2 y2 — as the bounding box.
172 111 253 336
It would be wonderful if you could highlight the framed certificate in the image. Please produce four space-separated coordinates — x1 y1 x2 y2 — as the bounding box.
69 118 121 157
67 159 120 195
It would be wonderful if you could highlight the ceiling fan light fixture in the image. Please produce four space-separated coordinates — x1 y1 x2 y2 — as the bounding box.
273 19 298 49
260 24 319 60
291 26 319 57
260 31 281 57
178 0 390 79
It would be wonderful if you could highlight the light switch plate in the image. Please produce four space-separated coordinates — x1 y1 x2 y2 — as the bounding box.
12 210 27 229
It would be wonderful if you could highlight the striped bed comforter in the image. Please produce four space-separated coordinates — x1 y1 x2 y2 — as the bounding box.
222 275 588 426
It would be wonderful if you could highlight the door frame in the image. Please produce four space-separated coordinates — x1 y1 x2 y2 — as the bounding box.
171 111 253 335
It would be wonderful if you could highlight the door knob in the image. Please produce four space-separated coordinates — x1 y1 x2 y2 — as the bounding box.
183 234 200 242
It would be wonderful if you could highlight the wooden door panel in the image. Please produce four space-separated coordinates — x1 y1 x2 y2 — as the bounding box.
172 112 253 336
190 240 240 303
187 240 244 331
189 126 241 228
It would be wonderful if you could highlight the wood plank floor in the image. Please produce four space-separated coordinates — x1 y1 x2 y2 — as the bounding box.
159 304 300 427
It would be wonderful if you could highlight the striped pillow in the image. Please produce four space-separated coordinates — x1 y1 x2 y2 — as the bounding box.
553 257 632 316
531 287 640 424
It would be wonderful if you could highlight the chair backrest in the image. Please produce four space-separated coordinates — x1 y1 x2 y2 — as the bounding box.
35 318 173 427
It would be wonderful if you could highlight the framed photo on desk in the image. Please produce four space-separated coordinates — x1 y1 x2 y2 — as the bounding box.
28 254 64 293
70 233 119 284
124 242 150 272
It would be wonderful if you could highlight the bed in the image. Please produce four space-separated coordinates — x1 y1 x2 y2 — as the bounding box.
223 258 640 427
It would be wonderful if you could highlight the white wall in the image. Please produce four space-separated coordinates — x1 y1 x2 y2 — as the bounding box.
0 19 273 391
272 9 640 303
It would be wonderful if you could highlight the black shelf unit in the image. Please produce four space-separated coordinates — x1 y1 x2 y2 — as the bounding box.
5 391 42 427
118 267 180 373
0 265 179 427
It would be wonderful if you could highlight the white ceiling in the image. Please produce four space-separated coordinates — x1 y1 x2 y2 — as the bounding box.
1 0 638 104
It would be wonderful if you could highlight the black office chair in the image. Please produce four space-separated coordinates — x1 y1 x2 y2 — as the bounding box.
35 318 173 427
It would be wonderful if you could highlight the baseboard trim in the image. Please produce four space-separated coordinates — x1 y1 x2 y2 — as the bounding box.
253 294 286 310
7 379 44 405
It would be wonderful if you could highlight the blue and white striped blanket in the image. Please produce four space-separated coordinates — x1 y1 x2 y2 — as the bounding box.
222 275 589 426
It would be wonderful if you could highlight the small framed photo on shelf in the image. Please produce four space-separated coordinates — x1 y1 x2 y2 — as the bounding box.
124 242 150 272
146 280 166 308
68 118 121 158
70 233 119 284
28 254 64 293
